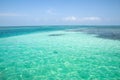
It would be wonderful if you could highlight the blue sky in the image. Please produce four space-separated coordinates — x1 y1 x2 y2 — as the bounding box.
0 0 120 26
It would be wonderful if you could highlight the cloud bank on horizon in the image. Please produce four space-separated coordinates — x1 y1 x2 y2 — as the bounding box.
0 0 120 26
63 16 102 22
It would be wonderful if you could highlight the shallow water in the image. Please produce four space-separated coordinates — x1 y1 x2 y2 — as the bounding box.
0 26 120 80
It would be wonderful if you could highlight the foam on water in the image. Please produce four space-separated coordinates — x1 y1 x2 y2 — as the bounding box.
0 30 120 80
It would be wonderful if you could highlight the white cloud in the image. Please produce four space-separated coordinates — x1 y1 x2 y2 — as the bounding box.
46 9 56 15
63 16 102 22
82 17 101 21
63 16 77 21
0 13 27 17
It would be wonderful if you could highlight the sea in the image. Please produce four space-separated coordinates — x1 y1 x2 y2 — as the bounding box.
0 25 120 80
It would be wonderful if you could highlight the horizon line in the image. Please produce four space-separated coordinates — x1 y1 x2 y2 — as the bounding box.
0 24 120 27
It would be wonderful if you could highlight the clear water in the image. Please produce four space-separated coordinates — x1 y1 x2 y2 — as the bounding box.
0 26 120 80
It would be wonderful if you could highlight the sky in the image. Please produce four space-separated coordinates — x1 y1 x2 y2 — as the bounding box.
0 0 120 26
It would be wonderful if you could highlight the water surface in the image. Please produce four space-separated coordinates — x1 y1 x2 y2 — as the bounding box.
0 25 120 80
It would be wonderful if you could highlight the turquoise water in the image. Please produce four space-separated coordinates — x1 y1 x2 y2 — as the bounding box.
0 26 120 80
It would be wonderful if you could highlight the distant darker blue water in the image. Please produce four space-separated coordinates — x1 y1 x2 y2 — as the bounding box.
0 25 120 40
